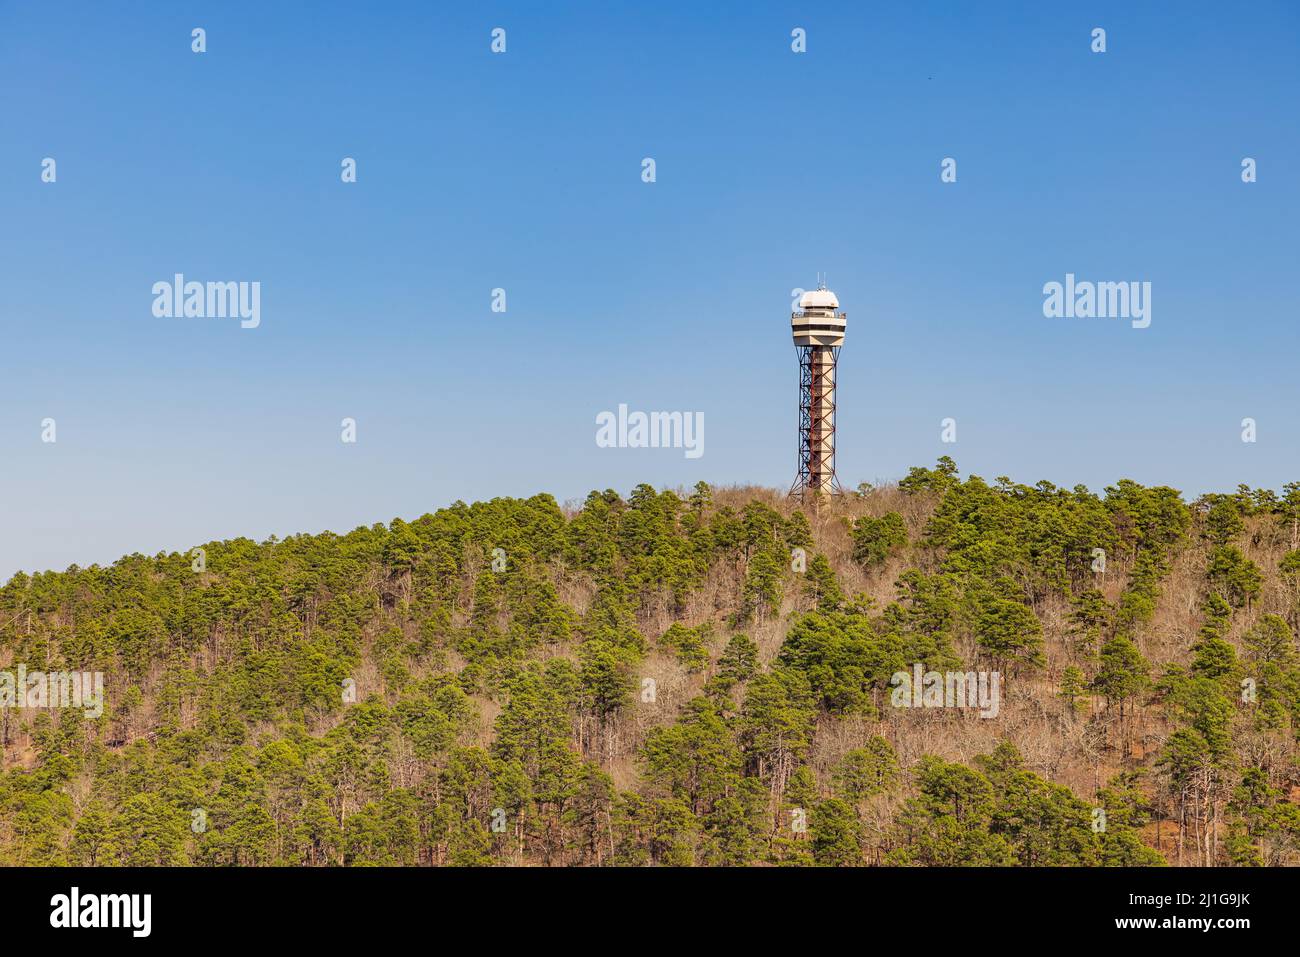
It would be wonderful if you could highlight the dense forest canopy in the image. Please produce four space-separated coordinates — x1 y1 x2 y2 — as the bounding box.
3 457 1300 866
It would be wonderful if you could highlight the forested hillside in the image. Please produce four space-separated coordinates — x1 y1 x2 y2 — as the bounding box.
4 457 1300 867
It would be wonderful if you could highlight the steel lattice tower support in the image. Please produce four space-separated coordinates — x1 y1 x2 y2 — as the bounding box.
794 343 841 496
790 283 846 502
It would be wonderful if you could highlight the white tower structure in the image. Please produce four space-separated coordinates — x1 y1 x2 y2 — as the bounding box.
791 281 846 500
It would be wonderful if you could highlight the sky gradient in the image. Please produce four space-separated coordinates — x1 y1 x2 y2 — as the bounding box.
2 1 1298 578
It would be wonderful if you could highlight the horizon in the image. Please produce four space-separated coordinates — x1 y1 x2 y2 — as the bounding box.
4 459 1285 578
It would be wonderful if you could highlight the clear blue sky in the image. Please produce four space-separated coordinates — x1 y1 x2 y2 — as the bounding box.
1 1 1297 578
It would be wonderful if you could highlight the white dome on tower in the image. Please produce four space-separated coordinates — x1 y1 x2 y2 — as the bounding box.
798 288 839 310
